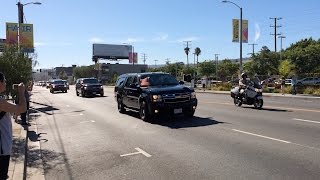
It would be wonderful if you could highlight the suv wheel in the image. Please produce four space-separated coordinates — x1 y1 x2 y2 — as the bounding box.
117 97 125 113
140 101 151 121
76 91 79 96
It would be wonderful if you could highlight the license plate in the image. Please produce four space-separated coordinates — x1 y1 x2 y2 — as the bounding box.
174 108 182 114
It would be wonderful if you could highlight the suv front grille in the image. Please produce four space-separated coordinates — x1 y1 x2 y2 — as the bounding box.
162 93 190 103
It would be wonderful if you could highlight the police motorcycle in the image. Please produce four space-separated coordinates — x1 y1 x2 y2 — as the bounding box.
230 80 264 109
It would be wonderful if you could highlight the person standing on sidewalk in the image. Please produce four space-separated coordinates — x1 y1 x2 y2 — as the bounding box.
19 89 30 126
291 75 297 95
0 72 26 180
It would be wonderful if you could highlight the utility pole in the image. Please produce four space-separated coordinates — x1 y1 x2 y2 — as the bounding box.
183 41 192 66
248 43 258 56
154 60 158 67
214 54 220 80
278 35 286 61
270 17 282 52
141 53 147 65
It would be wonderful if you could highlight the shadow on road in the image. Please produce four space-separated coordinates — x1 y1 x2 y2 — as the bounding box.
242 106 291 112
124 111 224 129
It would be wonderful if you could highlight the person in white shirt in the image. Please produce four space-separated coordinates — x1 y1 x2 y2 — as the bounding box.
0 72 26 180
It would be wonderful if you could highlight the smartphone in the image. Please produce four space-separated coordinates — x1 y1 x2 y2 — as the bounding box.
12 84 19 90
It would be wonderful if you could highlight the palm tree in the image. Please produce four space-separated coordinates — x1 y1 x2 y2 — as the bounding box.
184 47 190 66
194 47 201 66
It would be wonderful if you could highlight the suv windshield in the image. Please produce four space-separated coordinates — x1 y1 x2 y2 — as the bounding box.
83 79 98 84
53 81 64 84
141 74 178 86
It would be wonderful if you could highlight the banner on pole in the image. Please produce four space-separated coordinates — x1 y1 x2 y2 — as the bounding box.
242 20 248 43
19 23 34 52
232 19 239 42
6 22 19 45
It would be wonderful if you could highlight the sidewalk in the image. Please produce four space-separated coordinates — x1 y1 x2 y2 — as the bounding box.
8 92 45 180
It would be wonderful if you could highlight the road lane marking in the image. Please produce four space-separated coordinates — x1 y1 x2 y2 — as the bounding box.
293 118 320 124
232 129 291 144
120 147 152 158
202 101 320 113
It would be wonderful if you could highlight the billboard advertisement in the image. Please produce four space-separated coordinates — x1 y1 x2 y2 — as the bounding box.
232 19 239 42
19 23 34 52
242 20 248 43
129 52 138 64
93 44 133 60
6 22 18 45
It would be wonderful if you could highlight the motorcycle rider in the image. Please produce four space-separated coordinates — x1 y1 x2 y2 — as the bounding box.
239 72 249 97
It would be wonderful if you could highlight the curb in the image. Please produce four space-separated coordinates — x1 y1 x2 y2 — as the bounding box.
194 90 320 99
8 118 27 180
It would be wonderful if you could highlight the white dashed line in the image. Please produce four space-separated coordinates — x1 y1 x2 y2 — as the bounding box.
232 129 291 144
293 118 320 124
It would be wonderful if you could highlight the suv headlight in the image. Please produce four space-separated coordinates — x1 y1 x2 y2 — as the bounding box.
100 86 103 89
152 95 162 102
191 92 196 99
84 86 87 90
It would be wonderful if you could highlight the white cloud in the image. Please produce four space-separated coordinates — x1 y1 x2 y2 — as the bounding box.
34 42 46 47
254 23 261 42
89 37 104 43
124 38 145 43
174 37 200 43
153 33 168 41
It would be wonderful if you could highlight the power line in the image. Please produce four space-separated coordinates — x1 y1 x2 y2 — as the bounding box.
270 17 282 52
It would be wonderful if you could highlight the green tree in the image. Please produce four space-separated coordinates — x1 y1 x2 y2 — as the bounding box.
244 46 279 76
278 60 295 78
0 45 34 96
284 38 320 75
73 66 95 79
198 60 216 77
217 59 239 81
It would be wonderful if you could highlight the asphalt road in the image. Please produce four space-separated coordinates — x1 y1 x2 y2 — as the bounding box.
27 85 320 180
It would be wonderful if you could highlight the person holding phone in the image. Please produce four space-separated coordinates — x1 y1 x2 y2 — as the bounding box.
0 72 27 180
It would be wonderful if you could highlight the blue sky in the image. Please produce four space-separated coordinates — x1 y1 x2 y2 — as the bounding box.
1 0 320 69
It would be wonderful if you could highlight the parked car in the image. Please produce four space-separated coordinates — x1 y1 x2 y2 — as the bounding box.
297 77 320 86
114 72 198 122
75 78 104 97
50 79 68 93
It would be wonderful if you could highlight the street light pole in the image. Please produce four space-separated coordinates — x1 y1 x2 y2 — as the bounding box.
222 0 243 75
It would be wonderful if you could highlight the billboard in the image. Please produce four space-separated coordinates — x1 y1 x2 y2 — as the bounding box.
232 19 239 42
242 20 248 43
0 39 5 52
93 44 133 60
6 22 18 45
19 23 34 52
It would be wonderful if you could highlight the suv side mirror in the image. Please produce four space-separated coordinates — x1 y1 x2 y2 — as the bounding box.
179 81 184 85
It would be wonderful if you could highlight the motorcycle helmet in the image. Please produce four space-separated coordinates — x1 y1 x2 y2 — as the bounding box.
241 72 247 79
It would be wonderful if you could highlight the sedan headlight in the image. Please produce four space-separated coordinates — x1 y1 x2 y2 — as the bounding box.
191 92 196 99
152 95 162 102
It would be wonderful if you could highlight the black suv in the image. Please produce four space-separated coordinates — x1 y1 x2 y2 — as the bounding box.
114 72 197 121
75 78 104 97
49 79 68 93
